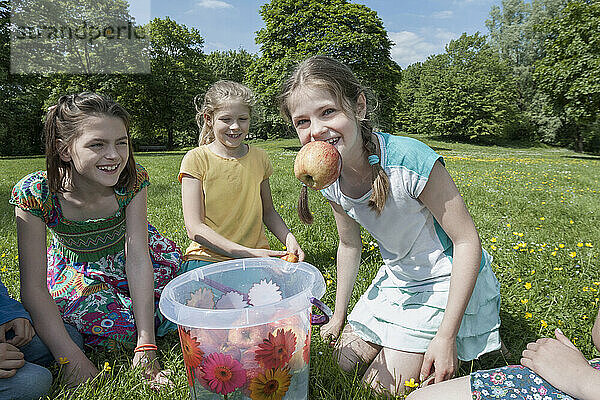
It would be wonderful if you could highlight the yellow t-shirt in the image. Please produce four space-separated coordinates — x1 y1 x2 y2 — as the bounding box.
178 145 273 262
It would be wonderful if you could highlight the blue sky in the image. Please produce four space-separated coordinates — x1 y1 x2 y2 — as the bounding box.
130 0 501 68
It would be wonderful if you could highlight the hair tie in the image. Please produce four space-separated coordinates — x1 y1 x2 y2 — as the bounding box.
367 155 380 165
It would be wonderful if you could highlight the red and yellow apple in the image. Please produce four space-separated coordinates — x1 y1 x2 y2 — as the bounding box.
294 141 341 190
280 253 299 263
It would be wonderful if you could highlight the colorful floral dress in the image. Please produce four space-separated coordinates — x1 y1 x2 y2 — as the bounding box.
10 165 181 348
470 360 600 399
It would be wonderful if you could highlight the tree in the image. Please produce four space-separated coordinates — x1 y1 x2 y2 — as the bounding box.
409 33 519 138
485 0 569 142
206 49 255 83
122 17 212 148
534 0 600 152
246 0 401 139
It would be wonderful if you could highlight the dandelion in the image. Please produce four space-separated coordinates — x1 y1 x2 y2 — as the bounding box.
559 244 565 248
551 251 557 256
506 223 511 228
249 367 291 400
569 220 574 224
539 217 545 221
569 252 576 258
582 315 588 320
58 357 69 364
520 299 528 304
491 237 497 243
524 282 532 290
491 245 497 251
525 312 532 319
103 361 111 372
585 243 593 247
404 378 418 388
577 243 584 248
541 320 548 328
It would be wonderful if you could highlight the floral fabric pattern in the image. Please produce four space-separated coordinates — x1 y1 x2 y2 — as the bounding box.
471 360 600 399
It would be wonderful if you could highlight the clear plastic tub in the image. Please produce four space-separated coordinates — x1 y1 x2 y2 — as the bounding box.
159 258 329 400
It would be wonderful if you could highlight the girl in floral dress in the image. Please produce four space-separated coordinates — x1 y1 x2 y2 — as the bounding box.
11 93 181 387
407 304 600 400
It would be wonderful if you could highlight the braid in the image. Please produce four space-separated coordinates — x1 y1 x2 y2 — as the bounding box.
297 184 313 224
360 120 390 214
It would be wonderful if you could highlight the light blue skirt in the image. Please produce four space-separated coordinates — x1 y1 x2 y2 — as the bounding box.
347 255 501 361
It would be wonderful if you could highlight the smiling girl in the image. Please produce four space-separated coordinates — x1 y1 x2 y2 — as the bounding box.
279 56 502 396
178 80 304 272
10 93 181 387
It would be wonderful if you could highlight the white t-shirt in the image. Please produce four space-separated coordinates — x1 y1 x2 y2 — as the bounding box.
322 132 486 291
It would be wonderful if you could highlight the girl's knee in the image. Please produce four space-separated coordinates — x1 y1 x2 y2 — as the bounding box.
334 325 380 373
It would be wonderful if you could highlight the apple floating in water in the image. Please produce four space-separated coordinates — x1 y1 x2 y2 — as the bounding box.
293 141 342 190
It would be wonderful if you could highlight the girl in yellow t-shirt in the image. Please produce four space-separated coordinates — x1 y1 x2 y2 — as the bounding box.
179 80 304 272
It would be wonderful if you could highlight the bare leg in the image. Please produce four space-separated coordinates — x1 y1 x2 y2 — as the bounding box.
334 325 381 374
405 376 472 400
362 347 424 397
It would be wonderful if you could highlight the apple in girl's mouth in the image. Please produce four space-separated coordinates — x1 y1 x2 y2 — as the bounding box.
294 141 341 190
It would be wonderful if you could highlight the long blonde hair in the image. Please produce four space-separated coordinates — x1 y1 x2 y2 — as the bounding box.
44 92 136 193
279 56 390 224
195 80 255 145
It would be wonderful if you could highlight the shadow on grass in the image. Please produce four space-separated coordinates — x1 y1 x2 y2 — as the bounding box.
562 154 600 161
426 134 547 150
0 154 45 160
283 146 302 152
134 151 188 157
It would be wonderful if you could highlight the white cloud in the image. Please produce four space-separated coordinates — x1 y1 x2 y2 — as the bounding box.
196 0 233 9
389 29 460 68
432 10 453 19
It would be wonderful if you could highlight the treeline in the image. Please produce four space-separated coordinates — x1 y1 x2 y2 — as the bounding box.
1 0 599 156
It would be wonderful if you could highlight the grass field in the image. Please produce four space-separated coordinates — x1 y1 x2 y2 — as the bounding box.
0 136 599 399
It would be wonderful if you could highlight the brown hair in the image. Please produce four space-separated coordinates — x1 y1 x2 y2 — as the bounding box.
44 92 136 193
279 55 390 224
195 80 255 146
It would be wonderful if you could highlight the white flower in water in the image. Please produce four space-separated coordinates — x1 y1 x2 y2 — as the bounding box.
215 291 248 309
248 279 282 306
186 287 215 309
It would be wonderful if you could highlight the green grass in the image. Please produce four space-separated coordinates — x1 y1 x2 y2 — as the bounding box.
0 136 599 399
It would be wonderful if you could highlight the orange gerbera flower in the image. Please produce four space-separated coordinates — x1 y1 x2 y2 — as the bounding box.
255 329 297 369
178 326 204 368
249 367 291 400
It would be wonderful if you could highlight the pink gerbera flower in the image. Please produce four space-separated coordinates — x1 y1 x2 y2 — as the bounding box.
201 352 247 395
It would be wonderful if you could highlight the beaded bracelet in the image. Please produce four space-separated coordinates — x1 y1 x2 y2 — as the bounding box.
134 344 158 353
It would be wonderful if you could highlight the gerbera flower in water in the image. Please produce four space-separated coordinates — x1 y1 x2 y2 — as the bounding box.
248 279 282 306
178 326 204 368
255 329 297 369
187 287 215 309
302 333 311 365
249 367 291 400
216 291 248 309
201 352 246 395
